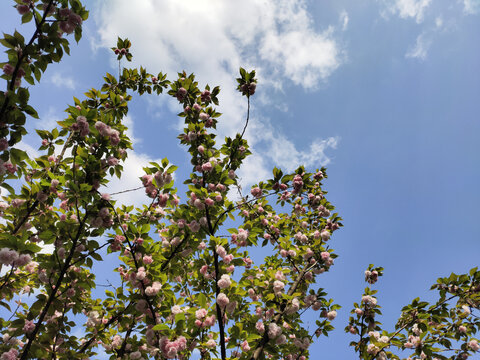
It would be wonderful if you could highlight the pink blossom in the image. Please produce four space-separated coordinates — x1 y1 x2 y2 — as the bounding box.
201 90 211 103
217 293 229 307
469 340 480 351
23 319 35 333
13 254 31 267
176 87 187 101
241 340 250 352
362 295 377 307
205 198 214 207
216 245 227 258
200 265 208 277
320 252 330 261
217 274 231 289
243 257 253 269
201 162 213 172
256 321 265 333
136 267 146 281
193 198 204 210
223 254 234 264
107 156 118 166
0 248 19 265
171 305 182 315
0 348 19 360
204 315 215 327
273 280 285 293
326 310 337 320
130 351 142 359
275 271 286 281
0 138 8 151
268 323 282 339
237 228 249 245
195 308 207 319
2 64 14 76
251 187 262 198
189 220 200 233
321 229 330 241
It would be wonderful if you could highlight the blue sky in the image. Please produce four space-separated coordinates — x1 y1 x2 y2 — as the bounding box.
1 0 480 358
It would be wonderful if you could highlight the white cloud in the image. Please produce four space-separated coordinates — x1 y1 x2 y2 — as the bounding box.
380 0 432 23
101 150 163 209
247 118 338 172
36 106 63 131
93 0 342 191
463 0 480 14
340 11 349 31
50 72 76 90
406 32 431 60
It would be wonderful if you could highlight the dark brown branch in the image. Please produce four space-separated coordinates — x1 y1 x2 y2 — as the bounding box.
0 0 56 122
20 211 88 360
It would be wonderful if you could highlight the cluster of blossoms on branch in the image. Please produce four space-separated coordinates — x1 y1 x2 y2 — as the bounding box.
0 1 479 360
0 2 345 358
347 265 480 359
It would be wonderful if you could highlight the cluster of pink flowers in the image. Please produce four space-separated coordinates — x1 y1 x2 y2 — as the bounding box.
154 171 172 188
0 248 31 267
361 295 377 307
326 310 337 320
267 323 282 339
95 121 120 146
239 82 256 96
0 348 18 360
0 138 8 152
468 339 480 351
250 187 262 198
404 335 421 348
366 343 379 355
145 281 162 296
0 160 17 177
217 293 229 307
293 337 310 350
217 274 231 289
320 251 333 266
71 116 89 137
273 280 285 295
58 8 83 34
159 336 187 359
292 174 304 194
176 87 187 101
23 320 35 333
201 90 211 103
194 309 215 328
231 228 248 246
91 207 113 229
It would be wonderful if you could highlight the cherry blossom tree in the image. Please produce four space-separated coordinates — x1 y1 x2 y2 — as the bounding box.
0 1 478 360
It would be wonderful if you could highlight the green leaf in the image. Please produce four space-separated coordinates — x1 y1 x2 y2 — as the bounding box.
17 87 29 105
24 105 39 118
197 293 207 308
21 11 33 24
152 323 170 331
